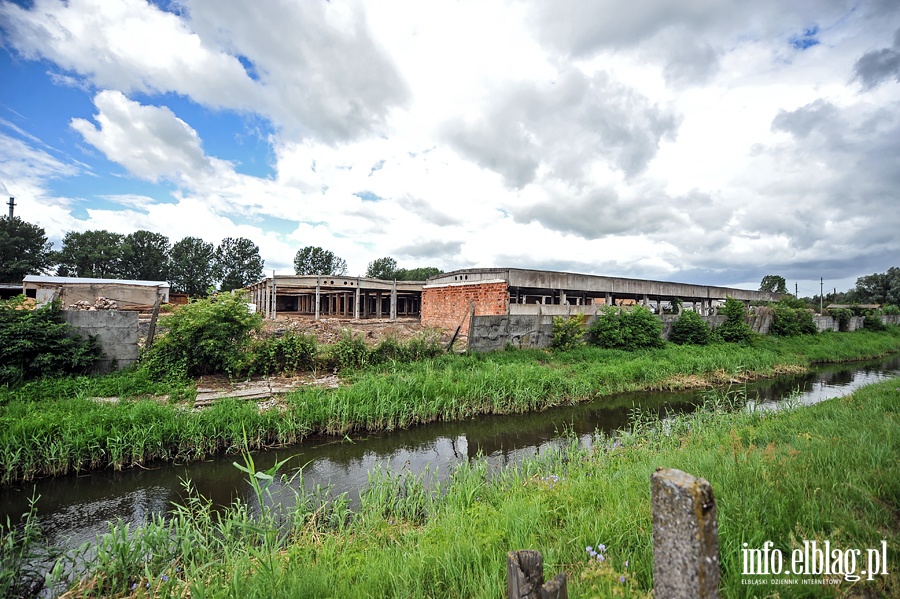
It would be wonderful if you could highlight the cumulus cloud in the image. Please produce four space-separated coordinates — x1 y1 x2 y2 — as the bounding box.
0 0 407 142
853 28 900 89
443 68 678 187
70 91 219 183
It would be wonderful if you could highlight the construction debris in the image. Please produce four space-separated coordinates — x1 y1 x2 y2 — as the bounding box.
69 297 119 311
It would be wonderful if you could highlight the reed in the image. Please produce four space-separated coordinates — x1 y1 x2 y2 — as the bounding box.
54 376 899 598
1 328 898 484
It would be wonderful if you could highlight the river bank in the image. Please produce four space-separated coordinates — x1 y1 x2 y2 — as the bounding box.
1 328 898 485
37 375 899 598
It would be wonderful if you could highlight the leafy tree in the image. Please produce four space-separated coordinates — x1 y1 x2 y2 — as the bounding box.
0 216 53 282
770 301 818 336
120 230 170 281
215 237 265 291
759 275 788 294
714 297 754 343
396 266 442 281
854 267 900 306
551 314 587 351
587 305 664 351
366 256 398 279
0 297 102 385
55 230 124 278
293 246 347 276
669 310 711 345
169 237 216 296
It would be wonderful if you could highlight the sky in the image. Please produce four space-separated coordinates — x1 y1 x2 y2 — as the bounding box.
1 0 898 297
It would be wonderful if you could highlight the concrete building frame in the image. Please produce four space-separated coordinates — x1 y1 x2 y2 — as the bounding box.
245 275 425 320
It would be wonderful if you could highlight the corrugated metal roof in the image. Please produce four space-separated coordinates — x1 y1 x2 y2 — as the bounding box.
23 275 169 287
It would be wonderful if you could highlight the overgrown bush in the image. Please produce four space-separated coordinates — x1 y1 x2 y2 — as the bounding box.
251 331 319 376
141 292 262 379
587 305 664 351
883 304 900 315
327 331 372 371
828 307 853 332
714 297 754 343
551 314 587 351
372 331 443 364
669 310 711 345
0 297 102 386
863 313 887 331
770 303 818 336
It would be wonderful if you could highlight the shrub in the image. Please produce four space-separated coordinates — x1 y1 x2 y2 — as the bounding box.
863 313 887 331
141 292 262 379
714 297 754 343
882 304 900 315
669 310 711 345
828 308 853 332
551 314 587 351
770 303 818 336
587 305 664 351
251 330 319 376
0 297 102 385
328 331 372 371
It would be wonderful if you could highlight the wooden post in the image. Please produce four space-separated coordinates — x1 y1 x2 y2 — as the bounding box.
145 296 162 349
507 550 568 599
651 468 719 598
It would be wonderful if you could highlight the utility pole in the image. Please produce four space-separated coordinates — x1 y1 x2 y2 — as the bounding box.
795 282 798 298
6 197 15 218
820 277 824 314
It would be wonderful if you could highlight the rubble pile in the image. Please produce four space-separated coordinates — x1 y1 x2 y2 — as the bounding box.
69 297 119 311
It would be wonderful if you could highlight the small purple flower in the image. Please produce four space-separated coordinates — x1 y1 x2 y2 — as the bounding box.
161 574 169 582
586 546 593 553
619 575 626 583
597 543 607 552
131 583 137 590
597 554 605 562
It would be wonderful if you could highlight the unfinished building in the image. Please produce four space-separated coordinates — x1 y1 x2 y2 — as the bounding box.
421 268 782 332
246 275 424 320
22 275 170 309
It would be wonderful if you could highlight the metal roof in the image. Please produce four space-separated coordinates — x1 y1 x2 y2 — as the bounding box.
23 275 170 288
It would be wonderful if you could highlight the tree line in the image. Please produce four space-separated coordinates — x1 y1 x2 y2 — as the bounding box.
0 215 442 296
759 272 900 310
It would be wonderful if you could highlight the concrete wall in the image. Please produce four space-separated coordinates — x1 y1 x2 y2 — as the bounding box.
468 309 884 351
63 311 139 372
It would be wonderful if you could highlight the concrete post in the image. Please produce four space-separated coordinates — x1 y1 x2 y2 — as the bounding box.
390 280 397 320
315 276 321 321
651 468 719 599
355 279 361 319
376 291 382 318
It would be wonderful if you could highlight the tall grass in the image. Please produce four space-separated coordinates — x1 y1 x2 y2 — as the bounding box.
57 377 900 597
1 328 898 484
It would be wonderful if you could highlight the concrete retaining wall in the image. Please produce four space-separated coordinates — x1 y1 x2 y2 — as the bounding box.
63 311 139 372
468 309 884 352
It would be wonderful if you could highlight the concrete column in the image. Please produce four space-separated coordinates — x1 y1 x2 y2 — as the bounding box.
376 291 382 318
605 292 612 306
355 281 361 319
315 277 321 320
559 290 566 305
643 294 649 308
651 469 719 599
390 280 397 320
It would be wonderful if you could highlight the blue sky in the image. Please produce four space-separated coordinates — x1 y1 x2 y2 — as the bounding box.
1 0 899 297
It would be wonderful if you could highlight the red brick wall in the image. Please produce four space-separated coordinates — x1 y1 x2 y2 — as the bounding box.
422 281 509 331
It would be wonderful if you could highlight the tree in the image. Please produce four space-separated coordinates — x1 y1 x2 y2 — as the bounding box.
396 266 442 281
55 230 124 278
215 237 265 291
854 267 900 306
366 256 398 279
759 275 788 294
120 230 170 281
0 216 53 282
169 236 216 296
293 246 347 275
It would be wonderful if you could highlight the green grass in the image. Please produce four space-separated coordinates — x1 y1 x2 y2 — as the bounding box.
1 328 899 484
55 377 900 598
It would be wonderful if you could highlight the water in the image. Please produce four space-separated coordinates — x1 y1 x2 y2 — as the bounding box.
1 356 898 557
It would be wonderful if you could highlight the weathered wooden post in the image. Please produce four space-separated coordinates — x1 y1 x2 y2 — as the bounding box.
651 468 720 598
507 550 567 599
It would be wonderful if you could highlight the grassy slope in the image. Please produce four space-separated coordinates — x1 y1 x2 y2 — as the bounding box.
68 377 900 598
1 328 899 484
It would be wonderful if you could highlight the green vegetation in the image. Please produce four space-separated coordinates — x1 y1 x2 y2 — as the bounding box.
0 215 53 282
551 314 587 351
2 327 898 485
668 309 711 345
714 297 754 343
769 299 818 337
0 298 101 386
587 306 664 351
52 377 900 598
